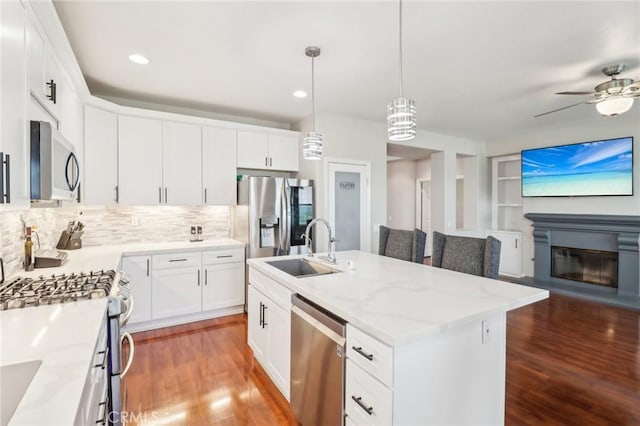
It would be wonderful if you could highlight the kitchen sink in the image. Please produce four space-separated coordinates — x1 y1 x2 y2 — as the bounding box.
0 360 43 425
267 258 340 278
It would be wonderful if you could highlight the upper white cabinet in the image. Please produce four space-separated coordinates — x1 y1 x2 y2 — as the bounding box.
118 115 163 205
0 0 29 207
118 116 202 206
162 121 202 206
84 105 118 204
237 131 299 171
202 126 237 206
26 17 46 103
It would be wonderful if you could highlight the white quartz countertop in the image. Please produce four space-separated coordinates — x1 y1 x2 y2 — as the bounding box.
0 299 108 425
13 238 244 279
248 250 549 346
1 238 243 424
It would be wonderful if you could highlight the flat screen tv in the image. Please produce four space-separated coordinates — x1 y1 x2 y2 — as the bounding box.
521 136 633 197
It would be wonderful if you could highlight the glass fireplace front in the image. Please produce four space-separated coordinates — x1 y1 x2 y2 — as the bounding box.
551 246 618 287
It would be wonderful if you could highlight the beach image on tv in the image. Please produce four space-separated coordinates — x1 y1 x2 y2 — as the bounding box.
522 137 633 197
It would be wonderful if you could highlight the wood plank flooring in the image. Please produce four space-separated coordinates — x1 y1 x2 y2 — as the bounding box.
122 294 640 425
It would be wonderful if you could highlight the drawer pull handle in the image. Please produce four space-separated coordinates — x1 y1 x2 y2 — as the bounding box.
352 346 374 361
94 348 108 370
216 254 233 258
351 395 374 415
168 258 187 262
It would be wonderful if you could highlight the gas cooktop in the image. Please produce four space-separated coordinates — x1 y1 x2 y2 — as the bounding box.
0 270 116 311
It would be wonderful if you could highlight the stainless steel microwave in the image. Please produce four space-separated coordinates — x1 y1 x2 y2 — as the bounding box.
30 121 80 201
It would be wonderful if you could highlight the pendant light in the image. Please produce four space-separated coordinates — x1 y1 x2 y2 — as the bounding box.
303 46 323 160
387 0 416 141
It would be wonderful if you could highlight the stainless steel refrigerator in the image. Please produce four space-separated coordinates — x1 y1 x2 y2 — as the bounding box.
234 176 314 304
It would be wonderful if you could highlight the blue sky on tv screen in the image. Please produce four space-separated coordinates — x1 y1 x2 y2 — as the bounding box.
522 138 633 177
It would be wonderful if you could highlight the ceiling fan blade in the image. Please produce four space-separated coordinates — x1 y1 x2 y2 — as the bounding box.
555 91 595 95
622 81 640 95
534 101 586 118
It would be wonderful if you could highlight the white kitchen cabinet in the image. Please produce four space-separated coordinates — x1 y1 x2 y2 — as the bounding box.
26 16 46 103
267 135 299 172
121 255 152 324
0 0 29 207
488 230 523 277
84 105 118 204
247 284 268 361
202 126 236 206
117 115 163 205
162 121 202 206
247 267 293 400
152 266 202 319
202 263 244 311
237 131 299 171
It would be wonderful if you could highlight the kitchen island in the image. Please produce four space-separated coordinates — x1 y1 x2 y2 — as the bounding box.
247 250 549 425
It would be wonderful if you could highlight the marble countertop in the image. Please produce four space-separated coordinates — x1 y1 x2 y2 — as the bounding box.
1 238 243 425
13 238 244 279
0 299 109 425
248 250 549 346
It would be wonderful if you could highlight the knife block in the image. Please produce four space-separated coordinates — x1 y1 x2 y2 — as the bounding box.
56 230 83 250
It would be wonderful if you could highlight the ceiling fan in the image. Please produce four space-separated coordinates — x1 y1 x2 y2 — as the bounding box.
535 64 640 118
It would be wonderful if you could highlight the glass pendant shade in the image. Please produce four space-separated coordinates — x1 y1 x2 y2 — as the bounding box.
595 97 634 116
303 131 323 160
387 97 416 141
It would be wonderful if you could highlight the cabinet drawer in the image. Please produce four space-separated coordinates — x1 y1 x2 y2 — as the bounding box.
202 248 244 265
249 267 292 309
345 359 392 426
152 251 201 269
347 324 393 387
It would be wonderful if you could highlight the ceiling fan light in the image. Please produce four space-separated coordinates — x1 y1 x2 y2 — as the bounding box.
303 132 323 160
388 97 416 141
595 97 634 116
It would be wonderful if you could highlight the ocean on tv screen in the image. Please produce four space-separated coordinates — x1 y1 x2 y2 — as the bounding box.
522 137 633 197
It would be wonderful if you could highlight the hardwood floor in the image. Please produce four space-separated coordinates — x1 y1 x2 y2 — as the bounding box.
122 294 640 425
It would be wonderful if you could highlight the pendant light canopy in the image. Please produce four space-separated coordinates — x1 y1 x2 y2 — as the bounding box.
303 46 323 160
387 0 416 141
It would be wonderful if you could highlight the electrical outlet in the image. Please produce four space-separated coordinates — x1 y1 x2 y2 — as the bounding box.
482 320 490 344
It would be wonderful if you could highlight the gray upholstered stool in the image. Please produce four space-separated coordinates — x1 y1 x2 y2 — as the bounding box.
379 226 427 264
431 231 501 278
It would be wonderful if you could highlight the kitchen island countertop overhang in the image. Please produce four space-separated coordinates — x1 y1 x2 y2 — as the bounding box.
248 250 549 346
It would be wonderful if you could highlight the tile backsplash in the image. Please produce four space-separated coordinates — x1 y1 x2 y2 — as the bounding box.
0 205 231 278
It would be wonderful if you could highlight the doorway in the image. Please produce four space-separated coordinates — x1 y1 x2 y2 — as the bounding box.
416 179 432 256
327 160 370 252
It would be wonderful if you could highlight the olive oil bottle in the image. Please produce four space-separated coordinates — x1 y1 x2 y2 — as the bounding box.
24 226 34 271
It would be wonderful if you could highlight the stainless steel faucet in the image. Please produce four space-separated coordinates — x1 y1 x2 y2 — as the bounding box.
304 218 336 264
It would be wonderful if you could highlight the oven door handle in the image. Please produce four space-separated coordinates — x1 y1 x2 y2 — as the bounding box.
120 331 135 378
120 294 134 327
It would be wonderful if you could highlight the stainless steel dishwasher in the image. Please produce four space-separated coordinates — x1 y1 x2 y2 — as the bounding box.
291 294 346 426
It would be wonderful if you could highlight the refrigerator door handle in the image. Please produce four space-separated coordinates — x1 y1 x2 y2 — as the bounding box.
284 181 291 253
278 183 287 255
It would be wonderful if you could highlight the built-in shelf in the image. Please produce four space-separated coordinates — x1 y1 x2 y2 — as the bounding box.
497 176 521 181
497 203 523 208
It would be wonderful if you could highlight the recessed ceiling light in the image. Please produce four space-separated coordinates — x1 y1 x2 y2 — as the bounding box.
128 54 150 65
293 90 307 98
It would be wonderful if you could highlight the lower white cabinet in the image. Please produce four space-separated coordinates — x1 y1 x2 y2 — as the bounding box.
488 230 523 277
247 267 292 400
203 263 244 311
124 247 245 331
152 266 202 319
121 255 151 324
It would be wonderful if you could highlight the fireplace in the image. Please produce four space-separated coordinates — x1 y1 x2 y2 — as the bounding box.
551 246 618 287
525 214 640 305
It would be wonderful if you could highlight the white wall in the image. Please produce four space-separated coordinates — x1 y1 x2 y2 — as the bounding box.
487 110 640 276
387 160 417 230
293 113 387 253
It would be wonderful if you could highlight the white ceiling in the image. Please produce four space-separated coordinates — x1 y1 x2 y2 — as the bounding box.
53 1 640 142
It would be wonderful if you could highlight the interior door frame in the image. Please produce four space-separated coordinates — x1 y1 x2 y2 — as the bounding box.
325 158 371 253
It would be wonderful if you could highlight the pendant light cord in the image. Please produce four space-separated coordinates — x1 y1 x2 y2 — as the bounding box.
399 0 403 97
312 55 316 132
